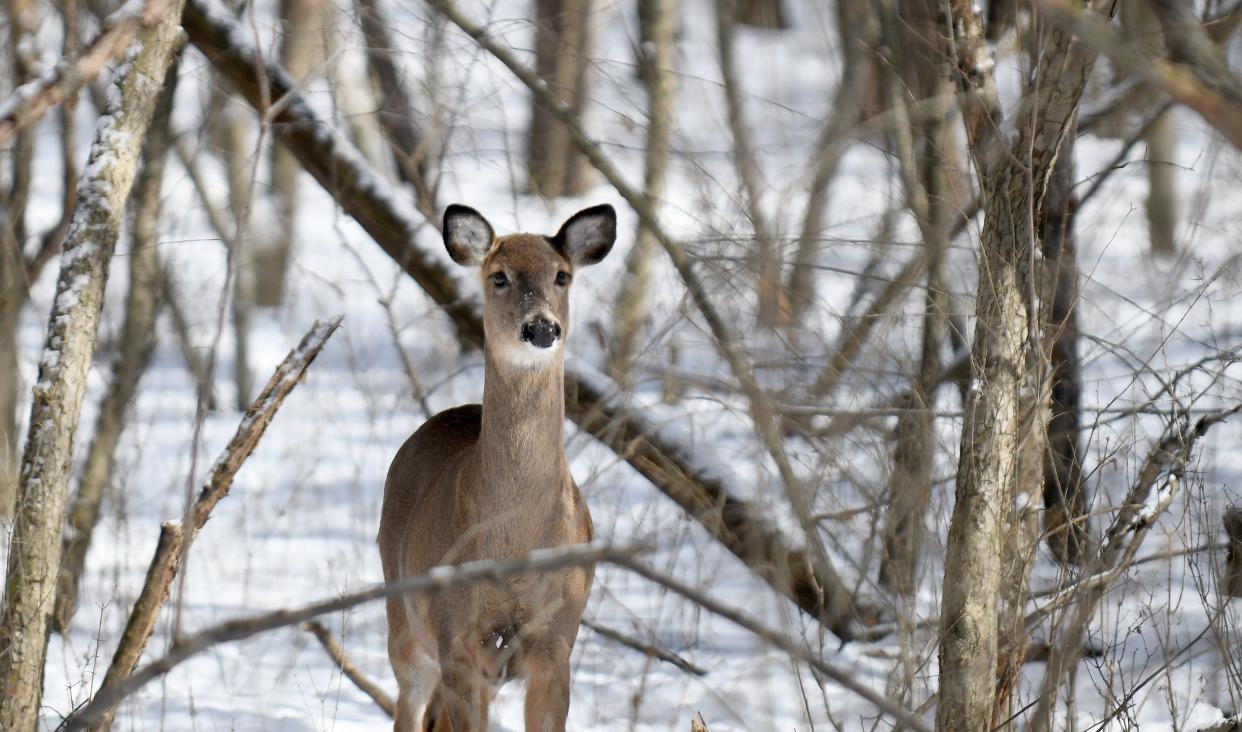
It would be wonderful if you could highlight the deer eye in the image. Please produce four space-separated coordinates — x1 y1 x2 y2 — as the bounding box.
555 271 571 286
490 272 508 288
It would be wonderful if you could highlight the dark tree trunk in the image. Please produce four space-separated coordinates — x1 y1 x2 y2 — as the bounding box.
1041 127 1088 565
527 0 594 198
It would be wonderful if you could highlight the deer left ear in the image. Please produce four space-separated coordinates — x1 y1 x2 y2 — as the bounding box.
552 204 616 267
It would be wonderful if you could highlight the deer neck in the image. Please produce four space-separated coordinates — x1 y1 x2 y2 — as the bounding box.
477 348 568 500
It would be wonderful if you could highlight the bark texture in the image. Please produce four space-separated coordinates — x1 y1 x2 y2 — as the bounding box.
527 0 594 197
0 3 185 726
610 0 678 379
53 63 179 634
936 3 1095 728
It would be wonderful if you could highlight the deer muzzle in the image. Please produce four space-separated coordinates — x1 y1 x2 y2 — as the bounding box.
520 317 561 348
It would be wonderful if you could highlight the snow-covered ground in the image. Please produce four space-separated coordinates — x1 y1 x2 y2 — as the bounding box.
4 0 1242 729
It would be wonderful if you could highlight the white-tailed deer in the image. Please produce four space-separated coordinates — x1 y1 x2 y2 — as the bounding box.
379 204 616 731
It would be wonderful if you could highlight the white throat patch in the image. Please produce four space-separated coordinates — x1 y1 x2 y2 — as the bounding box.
499 339 562 371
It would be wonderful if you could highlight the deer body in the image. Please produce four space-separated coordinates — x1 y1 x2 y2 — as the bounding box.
379 204 616 731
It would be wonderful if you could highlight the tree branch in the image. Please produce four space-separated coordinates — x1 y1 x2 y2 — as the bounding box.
182 0 872 638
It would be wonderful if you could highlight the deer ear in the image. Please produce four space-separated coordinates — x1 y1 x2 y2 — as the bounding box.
552 204 616 267
443 204 494 266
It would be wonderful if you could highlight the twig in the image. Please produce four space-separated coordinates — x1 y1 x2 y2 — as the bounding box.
303 620 397 718
61 543 634 730
422 0 864 641
1031 404 1242 727
579 618 707 677
182 0 868 638
0 0 177 147
83 317 341 731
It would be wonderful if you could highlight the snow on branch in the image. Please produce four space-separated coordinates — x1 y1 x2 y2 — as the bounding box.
0 0 178 147
181 0 872 639
0 5 186 727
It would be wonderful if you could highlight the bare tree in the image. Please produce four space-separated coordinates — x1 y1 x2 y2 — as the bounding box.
785 0 875 320
0 2 186 725
527 0 594 197
261 0 330 306
936 2 1097 728
715 0 784 326
53 61 180 633
610 0 678 379
876 0 953 596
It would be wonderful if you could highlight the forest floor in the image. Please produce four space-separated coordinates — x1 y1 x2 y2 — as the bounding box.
3 0 1242 729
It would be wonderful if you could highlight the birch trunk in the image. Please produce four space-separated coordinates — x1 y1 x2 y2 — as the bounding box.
609 0 677 380
53 62 180 633
526 0 593 197
0 5 185 726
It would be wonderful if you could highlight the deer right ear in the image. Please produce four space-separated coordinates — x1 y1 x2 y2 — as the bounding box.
443 204 494 266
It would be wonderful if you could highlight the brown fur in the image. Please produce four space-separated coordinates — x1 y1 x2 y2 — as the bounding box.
379 206 614 731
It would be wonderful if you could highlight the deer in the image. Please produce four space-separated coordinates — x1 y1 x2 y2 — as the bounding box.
378 203 616 731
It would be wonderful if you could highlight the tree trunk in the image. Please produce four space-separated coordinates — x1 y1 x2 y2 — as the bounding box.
261 0 328 306
786 0 874 321
0 235 19 519
877 0 950 596
0 3 185 726
526 0 594 198
0 0 40 519
716 0 784 325
1122 0 1179 256
219 102 254 410
1041 129 1088 565
735 0 785 29
937 3 1095 728
53 61 179 634
609 0 677 380
938 165 1032 732
1145 108 1178 255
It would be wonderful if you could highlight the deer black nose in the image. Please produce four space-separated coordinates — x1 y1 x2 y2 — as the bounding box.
520 318 561 348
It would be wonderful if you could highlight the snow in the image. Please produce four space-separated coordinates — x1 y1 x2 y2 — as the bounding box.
0 0 1240 729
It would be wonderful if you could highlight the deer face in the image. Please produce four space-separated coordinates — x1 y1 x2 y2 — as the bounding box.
443 204 617 370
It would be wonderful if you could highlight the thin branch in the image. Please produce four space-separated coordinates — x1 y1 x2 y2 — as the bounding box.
579 618 707 677
1036 0 1242 150
303 621 397 718
61 543 634 730
84 317 341 731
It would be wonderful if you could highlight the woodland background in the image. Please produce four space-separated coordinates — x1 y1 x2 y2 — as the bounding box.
2 0 1242 729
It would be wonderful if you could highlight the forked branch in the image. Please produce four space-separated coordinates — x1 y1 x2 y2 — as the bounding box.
82 317 341 731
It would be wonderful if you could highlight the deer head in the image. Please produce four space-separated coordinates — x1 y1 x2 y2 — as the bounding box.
443 204 617 370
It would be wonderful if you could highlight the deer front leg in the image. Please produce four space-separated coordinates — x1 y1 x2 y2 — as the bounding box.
523 636 572 732
432 636 491 732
